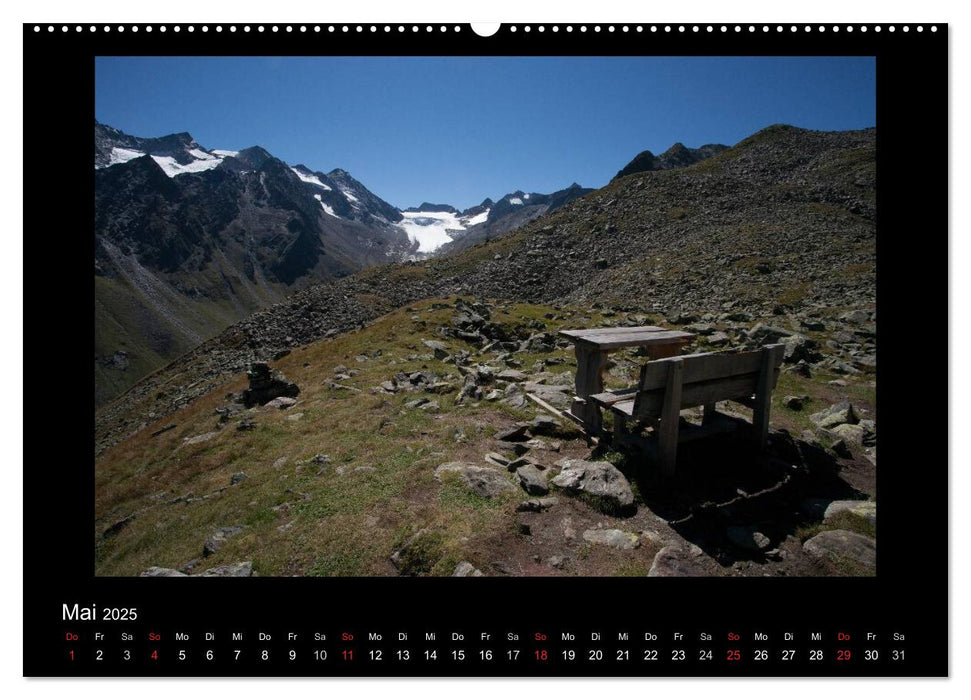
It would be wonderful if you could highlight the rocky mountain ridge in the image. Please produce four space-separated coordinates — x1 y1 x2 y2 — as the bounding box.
612 141 730 181
95 124 876 455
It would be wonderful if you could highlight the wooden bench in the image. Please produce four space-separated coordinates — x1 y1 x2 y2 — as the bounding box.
589 344 786 475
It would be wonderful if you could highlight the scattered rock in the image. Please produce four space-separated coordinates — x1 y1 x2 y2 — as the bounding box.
707 331 730 346
422 339 450 359
139 567 188 577
522 382 573 410
551 458 635 514
230 472 247 486
484 452 511 468
803 530 876 569
831 423 865 443
840 310 871 324
434 462 515 499
265 396 297 410
726 525 772 552
810 401 859 429
516 497 559 513
452 561 484 577
648 546 707 576
516 464 549 496
783 395 806 411
197 561 254 577
547 555 567 569
183 431 219 446
494 424 529 442
529 413 560 435
823 500 876 526
203 525 246 557
582 528 640 550
236 419 256 432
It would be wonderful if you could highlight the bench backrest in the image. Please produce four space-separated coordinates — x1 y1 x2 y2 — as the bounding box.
630 344 786 421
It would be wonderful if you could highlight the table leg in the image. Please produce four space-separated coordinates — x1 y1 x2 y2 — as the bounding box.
572 344 609 435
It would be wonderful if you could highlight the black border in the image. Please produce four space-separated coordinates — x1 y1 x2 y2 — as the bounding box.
24 22 948 677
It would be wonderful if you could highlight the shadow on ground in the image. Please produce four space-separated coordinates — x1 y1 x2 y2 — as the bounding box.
594 426 868 567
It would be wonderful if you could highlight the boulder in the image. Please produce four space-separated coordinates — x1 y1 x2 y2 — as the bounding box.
582 529 640 550
198 561 254 577
435 462 515 499
831 423 866 443
265 396 297 410
726 525 772 552
522 382 573 410
202 525 246 557
551 459 635 514
803 529 876 570
840 310 871 324
452 561 484 577
484 452 511 468
516 464 549 496
495 424 530 442
516 497 559 513
823 500 877 526
530 413 560 435
810 401 859 429
648 546 707 577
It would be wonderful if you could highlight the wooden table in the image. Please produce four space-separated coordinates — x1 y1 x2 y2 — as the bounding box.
558 326 695 435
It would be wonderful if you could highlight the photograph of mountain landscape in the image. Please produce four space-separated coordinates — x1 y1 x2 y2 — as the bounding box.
94 56 877 578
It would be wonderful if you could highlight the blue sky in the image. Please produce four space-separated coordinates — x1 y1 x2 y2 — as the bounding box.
96 56 875 210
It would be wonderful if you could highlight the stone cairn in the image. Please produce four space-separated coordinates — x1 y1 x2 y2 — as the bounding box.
241 362 300 407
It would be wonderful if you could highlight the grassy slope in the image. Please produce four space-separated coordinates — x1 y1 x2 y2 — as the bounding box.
95 297 875 577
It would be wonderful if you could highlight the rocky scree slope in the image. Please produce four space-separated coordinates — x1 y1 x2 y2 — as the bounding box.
96 125 875 453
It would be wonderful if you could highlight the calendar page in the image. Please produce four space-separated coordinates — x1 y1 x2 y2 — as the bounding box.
22 19 947 677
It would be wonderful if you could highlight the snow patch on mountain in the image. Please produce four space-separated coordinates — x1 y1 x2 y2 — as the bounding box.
508 197 523 205
313 194 341 218
291 167 332 190
189 148 218 161
150 155 225 177
105 146 226 176
465 208 490 226
109 147 145 165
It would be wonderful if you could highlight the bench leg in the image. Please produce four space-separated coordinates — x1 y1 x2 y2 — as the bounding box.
703 402 717 425
614 414 629 445
657 359 684 476
752 346 782 450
